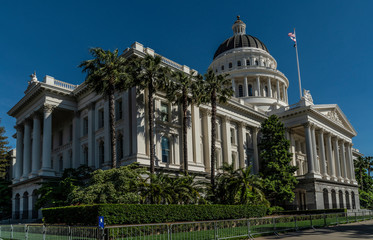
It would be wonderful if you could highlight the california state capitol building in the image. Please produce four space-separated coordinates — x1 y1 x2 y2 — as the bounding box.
7 17 360 220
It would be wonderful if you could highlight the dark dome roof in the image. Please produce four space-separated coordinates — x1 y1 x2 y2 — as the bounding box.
213 34 269 59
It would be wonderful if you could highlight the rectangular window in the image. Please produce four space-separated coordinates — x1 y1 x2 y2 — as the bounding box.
83 117 88 135
161 136 170 163
98 109 104 128
116 100 123 121
58 130 63 146
230 128 235 144
160 102 169 122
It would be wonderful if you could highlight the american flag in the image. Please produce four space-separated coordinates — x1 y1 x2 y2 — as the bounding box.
288 32 296 43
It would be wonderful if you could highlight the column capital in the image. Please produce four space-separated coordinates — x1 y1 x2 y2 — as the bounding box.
303 122 312 128
74 110 80 118
316 128 325 134
31 112 42 120
14 124 23 131
43 104 56 113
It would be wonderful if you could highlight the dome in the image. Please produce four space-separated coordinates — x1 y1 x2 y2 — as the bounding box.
213 16 269 59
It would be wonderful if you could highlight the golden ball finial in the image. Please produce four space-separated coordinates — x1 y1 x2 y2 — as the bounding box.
237 15 240 20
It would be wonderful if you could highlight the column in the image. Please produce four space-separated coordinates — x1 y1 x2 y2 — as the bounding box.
347 143 357 183
201 111 211 171
304 123 315 175
243 77 248 97
311 126 320 174
238 123 245 169
192 105 202 165
326 133 336 180
104 100 111 168
122 91 130 157
14 126 24 182
252 128 259 174
40 104 55 176
340 141 348 182
276 79 280 100
231 79 236 97
267 77 272 98
88 103 96 168
317 130 328 179
21 120 31 180
30 114 41 177
256 76 261 97
72 111 80 168
222 117 232 165
333 137 342 181
282 84 286 102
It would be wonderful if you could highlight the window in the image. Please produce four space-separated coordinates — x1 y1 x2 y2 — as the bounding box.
237 61 241 67
83 146 88 165
264 86 268 97
230 128 236 144
117 134 124 160
160 102 169 122
248 84 253 96
262 61 266 67
59 156 63 172
116 100 123 121
229 62 232 68
255 60 259 66
98 109 104 128
83 117 88 135
238 85 243 97
69 124 73 141
221 65 224 70
215 69 218 73
58 130 63 146
161 136 170 163
246 59 250 66
99 141 105 166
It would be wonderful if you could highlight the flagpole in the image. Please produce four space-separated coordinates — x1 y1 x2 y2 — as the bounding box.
294 28 303 99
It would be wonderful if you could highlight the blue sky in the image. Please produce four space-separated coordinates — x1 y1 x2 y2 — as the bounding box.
0 0 372 156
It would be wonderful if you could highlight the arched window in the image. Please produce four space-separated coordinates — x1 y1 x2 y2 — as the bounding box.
238 85 243 97
22 192 29 219
161 136 170 163
331 190 337 209
246 59 250 66
32 190 38 219
15 194 20 219
221 65 224 70
264 86 268 97
229 62 232 68
237 61 241 67
323 189 329 209
99 141 105 166
345 191 350 209
248 84 253 96
339 190 344 209
351 191 356 209
255 60 259 66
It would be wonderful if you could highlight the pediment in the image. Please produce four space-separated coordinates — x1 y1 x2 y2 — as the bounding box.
311 104 357 135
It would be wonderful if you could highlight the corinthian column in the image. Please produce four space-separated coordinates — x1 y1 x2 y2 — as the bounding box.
21 120 31 180
317 130 328 179
39 104 55 176
325 133 336 180
14 125 24 183
30 114 41 177
333 137 342 181
304 123 315 174
252 128 259 174
340 141 348 182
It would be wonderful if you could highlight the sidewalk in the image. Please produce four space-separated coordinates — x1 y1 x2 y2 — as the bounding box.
254 220 373 239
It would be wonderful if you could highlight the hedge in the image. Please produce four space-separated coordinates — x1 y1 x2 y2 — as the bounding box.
42 204 267 225
278 208 346 215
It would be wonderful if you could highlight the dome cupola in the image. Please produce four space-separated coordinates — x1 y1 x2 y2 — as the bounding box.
232 16 246 35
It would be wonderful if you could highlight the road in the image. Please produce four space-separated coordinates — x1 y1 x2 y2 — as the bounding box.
255 220 373 239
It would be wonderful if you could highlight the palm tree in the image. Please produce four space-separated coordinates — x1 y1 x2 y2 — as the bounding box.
127 54 170 174
366 156 373 178
165 70 201 174
79 48 129 169
200 69 233 191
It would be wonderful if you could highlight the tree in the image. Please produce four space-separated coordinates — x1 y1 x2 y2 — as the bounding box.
69 164 145 205
367 156 373 178
79 48 130 168
354 156 368 191
35 165 93 209
165 70 201 173
199 69 233 191
258 115 298 206
0 121 10 179
127 54 170 174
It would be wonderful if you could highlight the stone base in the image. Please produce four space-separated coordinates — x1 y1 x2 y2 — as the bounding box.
38 168 55 177
305 172 322 179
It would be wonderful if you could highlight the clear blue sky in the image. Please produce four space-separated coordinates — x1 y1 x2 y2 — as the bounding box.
0 0 372 156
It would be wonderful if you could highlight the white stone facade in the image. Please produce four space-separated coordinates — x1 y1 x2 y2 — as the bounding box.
7 17 359 220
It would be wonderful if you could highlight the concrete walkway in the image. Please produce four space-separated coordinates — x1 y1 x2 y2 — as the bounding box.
254 220 373 239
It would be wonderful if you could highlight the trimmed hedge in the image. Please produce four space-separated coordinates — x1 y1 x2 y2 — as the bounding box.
278 208 346 215
42 204 267 225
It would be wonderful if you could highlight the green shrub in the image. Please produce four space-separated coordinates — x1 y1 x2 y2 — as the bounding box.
267 206 284 215
42 204 267 225
279 208 346 215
